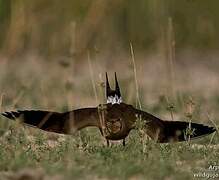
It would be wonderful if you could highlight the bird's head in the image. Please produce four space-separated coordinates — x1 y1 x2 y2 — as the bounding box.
106 72 122 104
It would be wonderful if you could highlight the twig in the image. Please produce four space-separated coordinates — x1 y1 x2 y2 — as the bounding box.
165 96 174 121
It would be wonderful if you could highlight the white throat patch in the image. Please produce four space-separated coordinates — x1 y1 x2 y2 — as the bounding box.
107 95 122 104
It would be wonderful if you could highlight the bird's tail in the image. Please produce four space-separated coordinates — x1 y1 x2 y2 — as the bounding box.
161 121 216 142
1 110 65 133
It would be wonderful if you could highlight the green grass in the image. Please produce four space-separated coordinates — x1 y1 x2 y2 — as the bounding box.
0 125 218 180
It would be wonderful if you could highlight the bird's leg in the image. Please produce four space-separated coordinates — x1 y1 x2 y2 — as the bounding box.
107 140 109 146
122 138 126 146
99 128 104 136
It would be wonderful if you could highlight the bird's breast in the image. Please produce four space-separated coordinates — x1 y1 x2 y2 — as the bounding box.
104 118 132 140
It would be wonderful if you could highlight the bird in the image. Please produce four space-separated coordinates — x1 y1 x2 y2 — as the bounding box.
104 72 125 145
1 103 216 143
1 73 216 146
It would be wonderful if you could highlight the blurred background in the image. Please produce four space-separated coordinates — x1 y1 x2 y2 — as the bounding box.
0 0 219 122
1 0 219 57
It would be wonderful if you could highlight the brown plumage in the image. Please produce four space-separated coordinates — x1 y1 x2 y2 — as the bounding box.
1 103 216 143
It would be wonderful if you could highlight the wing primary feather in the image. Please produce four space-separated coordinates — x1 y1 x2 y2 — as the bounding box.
160 121 216 142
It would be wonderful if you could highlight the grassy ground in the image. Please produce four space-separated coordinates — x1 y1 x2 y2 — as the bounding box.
0 54 218 180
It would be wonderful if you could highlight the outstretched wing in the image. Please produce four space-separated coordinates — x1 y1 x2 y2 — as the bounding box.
135 108 216 143
2 104 216 143
161 120 216 142
1 110 66 133
1 107 101 135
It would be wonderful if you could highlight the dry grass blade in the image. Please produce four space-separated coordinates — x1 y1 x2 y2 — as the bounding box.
0 93 4 113
185 97 196 145
98 104 107 138
37 112 53 129
11 91 24 108
165 96 174 121
166 17 176 98
206 111 219 133
206 112 218 146
130 42 142 110
87 51 98 104
208 132 216 146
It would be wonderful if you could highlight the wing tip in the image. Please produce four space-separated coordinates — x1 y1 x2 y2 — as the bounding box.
1 111 22 120
206 125 216 134
187 124 216 141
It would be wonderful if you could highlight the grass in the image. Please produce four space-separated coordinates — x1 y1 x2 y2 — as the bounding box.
0 56 218 180
0 127 218 180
